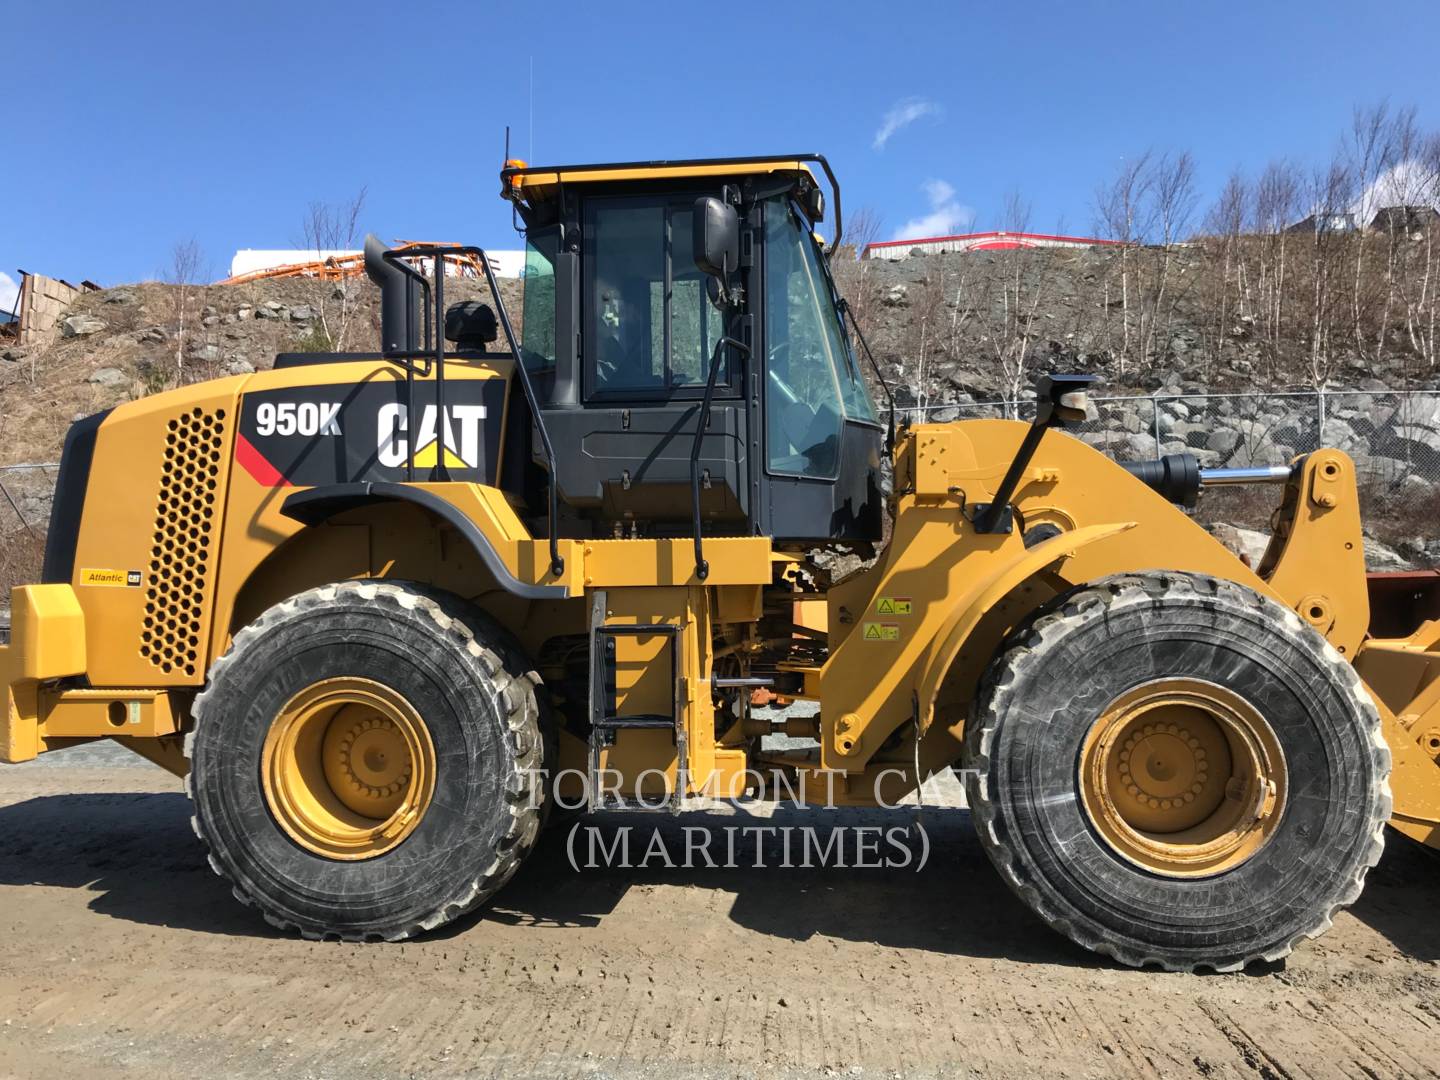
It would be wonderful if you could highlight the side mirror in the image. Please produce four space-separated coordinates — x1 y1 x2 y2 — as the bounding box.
693 197 740 282
1035 373 1098 428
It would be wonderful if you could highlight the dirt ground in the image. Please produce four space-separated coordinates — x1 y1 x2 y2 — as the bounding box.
1 751 1438 1079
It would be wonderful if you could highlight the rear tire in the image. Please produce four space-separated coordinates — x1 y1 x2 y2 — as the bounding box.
964 572 1390 971
188 580 546 941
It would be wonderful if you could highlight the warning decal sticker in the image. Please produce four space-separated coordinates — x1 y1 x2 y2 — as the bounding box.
875 597 912 616
862 622 901 642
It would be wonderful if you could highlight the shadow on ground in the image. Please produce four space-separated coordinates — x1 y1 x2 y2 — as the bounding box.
3 791 1438 968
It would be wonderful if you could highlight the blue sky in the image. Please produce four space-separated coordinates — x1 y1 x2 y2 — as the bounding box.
4 0 1440 303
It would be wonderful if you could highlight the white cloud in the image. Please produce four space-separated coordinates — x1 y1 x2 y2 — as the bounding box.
891 179 974 241
1352 158 1440 221
0 272 17 317
873 97 942 151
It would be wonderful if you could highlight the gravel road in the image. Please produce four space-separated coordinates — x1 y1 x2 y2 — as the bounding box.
1 752 1438 1079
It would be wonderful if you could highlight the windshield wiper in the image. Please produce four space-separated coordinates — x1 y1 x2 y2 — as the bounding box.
837 297 896 453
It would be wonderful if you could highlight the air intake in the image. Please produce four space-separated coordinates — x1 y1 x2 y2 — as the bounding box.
140 406 225 676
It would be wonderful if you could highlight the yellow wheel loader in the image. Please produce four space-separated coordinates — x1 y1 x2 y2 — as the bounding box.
2 154 1437 970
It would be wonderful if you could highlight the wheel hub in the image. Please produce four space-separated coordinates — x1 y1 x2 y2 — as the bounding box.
324 711 414 816
262 678 436 861
1079 679 1286 877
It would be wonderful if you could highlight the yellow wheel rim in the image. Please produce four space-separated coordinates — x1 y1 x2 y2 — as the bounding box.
261 677 436 861
1078 678 1286 877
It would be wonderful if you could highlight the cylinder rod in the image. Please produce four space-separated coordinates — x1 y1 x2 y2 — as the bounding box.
1198 465 1293 486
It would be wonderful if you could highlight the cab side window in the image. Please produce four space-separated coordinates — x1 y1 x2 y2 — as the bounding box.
585 196 724 395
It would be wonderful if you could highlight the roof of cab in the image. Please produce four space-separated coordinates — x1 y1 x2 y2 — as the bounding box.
500 155 821 197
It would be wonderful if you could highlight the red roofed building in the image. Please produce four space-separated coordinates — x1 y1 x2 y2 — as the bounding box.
862 230 1122 260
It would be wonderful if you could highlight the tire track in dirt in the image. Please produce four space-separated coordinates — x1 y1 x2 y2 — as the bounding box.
4 766 1440 1078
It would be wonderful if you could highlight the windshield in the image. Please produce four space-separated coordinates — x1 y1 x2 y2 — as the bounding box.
814 234 877 424
764 198 876 478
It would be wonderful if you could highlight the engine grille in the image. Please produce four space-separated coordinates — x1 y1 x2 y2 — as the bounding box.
140 406 226 676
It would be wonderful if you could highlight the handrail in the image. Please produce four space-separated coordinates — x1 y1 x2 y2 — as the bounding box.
691 335 751 581
377 243 565 579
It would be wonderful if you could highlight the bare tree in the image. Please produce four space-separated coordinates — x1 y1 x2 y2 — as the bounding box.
1376 107 1425 369
1408 134 1440 366
1142 151 1198 363
164 238 204 377
993 191 1047 405
1346 101 1397 358
299 187 369 350
1254 159 1300 373
1095 151 1155 375
1203 169 1249 378
1304 159 1353 388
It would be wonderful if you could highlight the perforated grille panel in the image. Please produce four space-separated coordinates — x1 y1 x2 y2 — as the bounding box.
140 406 226 676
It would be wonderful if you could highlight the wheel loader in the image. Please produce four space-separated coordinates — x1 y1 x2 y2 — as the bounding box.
3 154 1439 971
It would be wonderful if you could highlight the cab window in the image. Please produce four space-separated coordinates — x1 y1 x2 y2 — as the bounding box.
519 227 558 372
764 197 852 478
585 196 724 395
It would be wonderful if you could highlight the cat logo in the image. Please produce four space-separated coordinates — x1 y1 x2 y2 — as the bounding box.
377 403 488 470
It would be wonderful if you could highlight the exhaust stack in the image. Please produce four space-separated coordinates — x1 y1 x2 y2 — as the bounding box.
364 234 422 354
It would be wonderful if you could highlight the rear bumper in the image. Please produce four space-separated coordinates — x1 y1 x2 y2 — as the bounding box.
1 585 87 762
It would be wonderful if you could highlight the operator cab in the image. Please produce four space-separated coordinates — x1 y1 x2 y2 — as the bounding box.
501 156 884 544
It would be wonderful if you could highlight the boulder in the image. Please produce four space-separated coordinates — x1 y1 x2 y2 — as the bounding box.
1390 412 1440 444
60 314 107 337
1365 536 1411 572
1209 523 1270 567
1120 432 1159 459
289 305 315 321
223 357 255 375
1206 429 1241 455
1353 454 1410 487
87 367 128 387
1228 442 1293 468
1399 473 1435 498
1110 406 1146 434
188 343 220 363
1319 417 1367 453
102 289 136 305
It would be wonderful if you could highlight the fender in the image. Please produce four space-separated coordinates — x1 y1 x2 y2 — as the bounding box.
280 482 571 601
914 520 1136 731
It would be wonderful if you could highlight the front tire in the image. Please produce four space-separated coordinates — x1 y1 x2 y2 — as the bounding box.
188 581 545 941
964 572 1390 971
